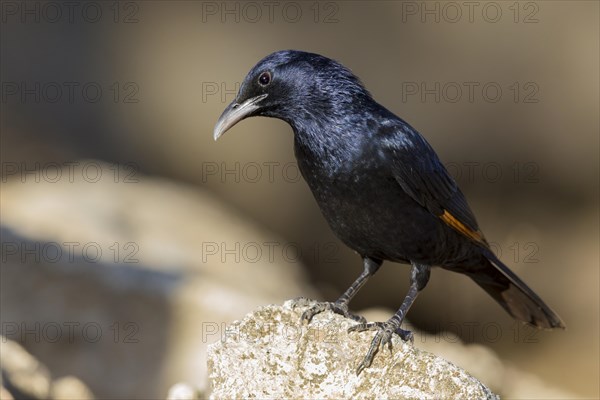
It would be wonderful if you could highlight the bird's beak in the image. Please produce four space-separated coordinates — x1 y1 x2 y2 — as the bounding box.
213 94 268 141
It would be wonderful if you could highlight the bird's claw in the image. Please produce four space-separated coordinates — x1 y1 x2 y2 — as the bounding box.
300 301 366 324
348 320 414 375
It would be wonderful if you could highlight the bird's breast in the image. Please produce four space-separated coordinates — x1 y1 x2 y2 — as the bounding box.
295 144 452 264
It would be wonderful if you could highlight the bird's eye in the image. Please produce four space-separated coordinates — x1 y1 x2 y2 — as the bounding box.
258 71 271 86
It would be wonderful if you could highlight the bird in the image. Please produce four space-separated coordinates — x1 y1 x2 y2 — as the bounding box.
213 50 565 374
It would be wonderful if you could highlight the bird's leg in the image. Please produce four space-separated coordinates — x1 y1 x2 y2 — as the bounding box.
349 262 430 375
301 257 382 324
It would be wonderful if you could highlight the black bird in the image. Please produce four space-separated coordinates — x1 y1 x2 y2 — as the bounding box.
213 50 565 374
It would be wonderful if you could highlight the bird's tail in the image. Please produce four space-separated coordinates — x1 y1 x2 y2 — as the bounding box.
466 249 565 329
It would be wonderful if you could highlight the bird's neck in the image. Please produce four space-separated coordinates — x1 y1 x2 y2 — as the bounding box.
291 115 365 177
286 93 379 175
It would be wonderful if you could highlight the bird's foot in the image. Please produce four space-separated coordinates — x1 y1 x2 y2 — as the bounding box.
348 320 413 375
300 300 366 324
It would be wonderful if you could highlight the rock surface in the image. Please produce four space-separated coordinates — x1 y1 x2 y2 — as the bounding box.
207 299 498 399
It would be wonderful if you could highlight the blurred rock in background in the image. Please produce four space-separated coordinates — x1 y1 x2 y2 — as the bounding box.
1 163 315 398
1 336 94 400
1 1 598 398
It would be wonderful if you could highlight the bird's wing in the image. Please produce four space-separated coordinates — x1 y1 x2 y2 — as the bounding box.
381 122 487 246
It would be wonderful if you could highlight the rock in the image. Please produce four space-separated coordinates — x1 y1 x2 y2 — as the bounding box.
0 386 14 400
0 336 93 400
360 307 578 399
0 337 52 399
166 382 202 400
51 376 94 400
0 161 316 399
207 299 498 399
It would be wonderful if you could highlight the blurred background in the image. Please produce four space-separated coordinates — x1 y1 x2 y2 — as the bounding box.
1 1 598 399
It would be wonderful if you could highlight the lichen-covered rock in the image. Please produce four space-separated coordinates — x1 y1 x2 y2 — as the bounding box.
207 299 498 399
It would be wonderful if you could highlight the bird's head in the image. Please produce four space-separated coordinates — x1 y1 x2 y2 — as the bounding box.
213 50 371 140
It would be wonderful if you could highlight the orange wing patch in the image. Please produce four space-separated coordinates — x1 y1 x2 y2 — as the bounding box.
440 210 487 245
